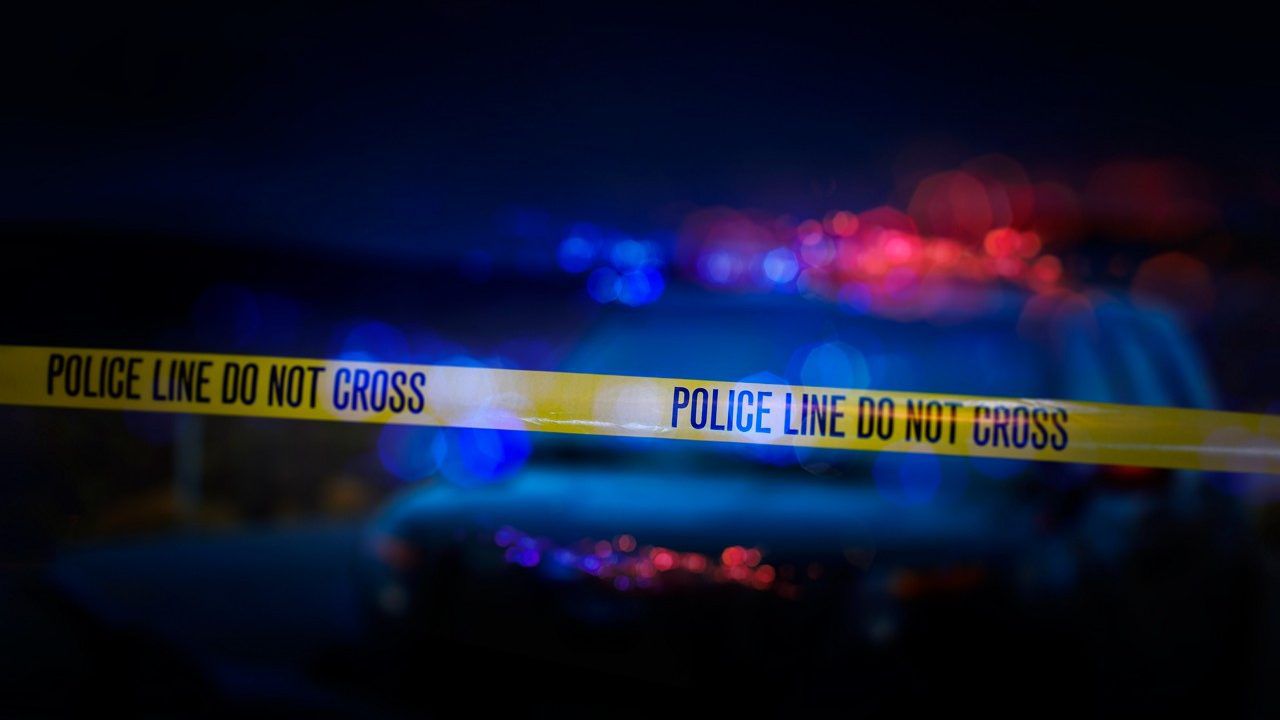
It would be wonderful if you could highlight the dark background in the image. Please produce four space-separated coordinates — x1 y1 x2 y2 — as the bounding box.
4 2 1278 251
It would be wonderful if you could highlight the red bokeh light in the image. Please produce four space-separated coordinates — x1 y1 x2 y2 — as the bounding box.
721 545 746 567
753 565 776 589
908 170 994 242
827 210 860 238
651 548 676 572
683 552 708 573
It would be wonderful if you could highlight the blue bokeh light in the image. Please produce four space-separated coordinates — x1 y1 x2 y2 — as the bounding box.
616 268 665 306
587 267 621 303
557 234 596 273
733 371 796 466
794 341 870 389
377 425 448 482
440 425 532 485
697 250 738 285
762 247 799 285
609 238 647 270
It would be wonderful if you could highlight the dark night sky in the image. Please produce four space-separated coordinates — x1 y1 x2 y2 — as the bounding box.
3 1 1276 261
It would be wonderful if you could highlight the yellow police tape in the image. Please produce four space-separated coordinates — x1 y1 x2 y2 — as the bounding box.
1 344 1278 474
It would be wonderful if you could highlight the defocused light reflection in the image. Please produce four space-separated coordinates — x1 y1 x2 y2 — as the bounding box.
478 526 813 597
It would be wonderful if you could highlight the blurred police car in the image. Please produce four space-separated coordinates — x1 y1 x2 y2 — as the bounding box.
354 286 1233 712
